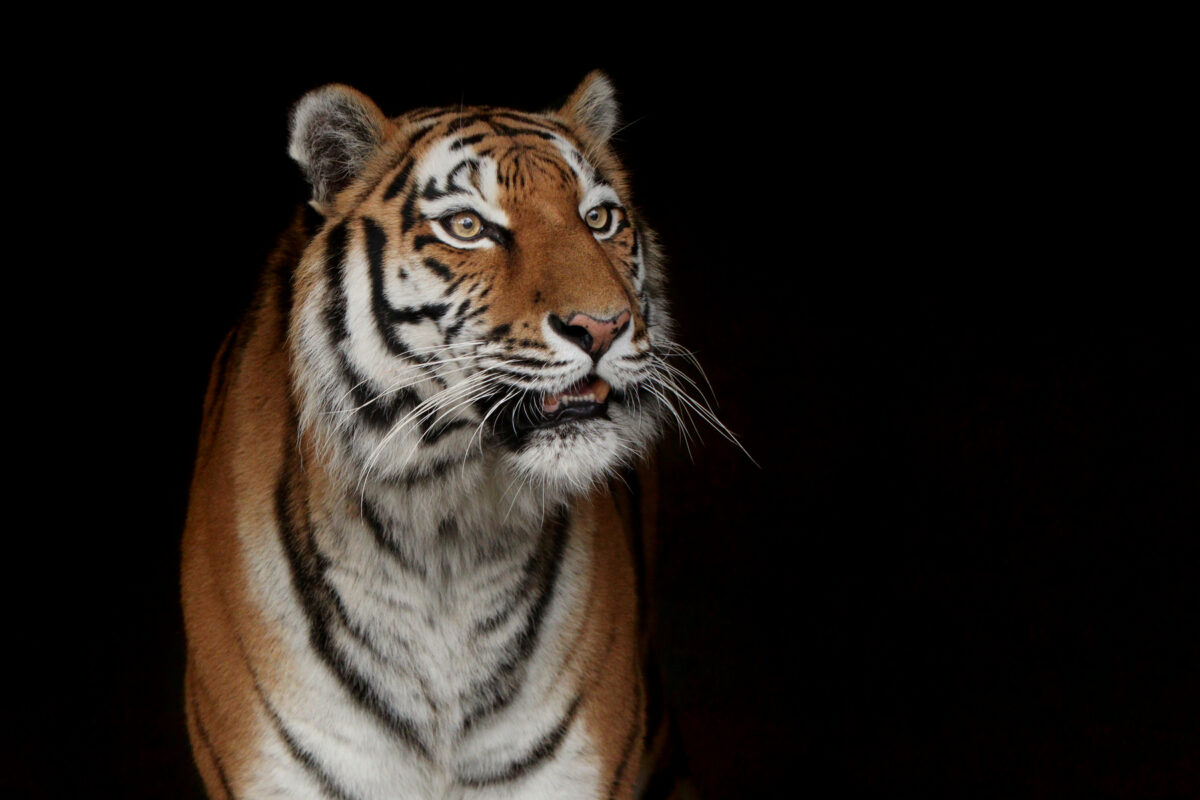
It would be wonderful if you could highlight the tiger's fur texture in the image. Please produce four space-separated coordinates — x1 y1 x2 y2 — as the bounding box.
182 73 690 799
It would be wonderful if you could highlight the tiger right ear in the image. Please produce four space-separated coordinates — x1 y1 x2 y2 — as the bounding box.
560 71 620 147
289 85 392 215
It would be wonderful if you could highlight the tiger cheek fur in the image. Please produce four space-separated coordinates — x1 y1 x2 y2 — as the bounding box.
183 72 675 800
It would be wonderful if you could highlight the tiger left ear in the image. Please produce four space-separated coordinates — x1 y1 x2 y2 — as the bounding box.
289 84 393 215
560 71 620 146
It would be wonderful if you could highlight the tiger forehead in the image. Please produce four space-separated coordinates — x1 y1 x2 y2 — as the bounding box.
379 108 615 200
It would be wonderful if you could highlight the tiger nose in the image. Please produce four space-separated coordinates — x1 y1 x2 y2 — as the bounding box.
548 310 632 359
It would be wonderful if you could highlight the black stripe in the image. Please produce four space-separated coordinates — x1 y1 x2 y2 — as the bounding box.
444 159 479 195
187 667 238 800
504 354 571 370
489 110 571 133
223 622 363 800
323 221 350 342
410 107 451 122
389 302 449 325
642 654 664 751
461 511 571 729
447 114 489 134
337 355 418 431
363 217 424 360
200 324 242 446
360 498 427 579
450 133 486 150
607 680 645 799
276 448 432 761
458 694 583 787
638 715 691 800
420 417 474 445
258 683 360 800
625 467 649 632
423 257 453 281
384 159 415 201
421 176 451 201
379 451 482 489
491 120 558 140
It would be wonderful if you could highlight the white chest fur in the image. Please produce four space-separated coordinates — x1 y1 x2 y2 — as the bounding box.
245 474 603 799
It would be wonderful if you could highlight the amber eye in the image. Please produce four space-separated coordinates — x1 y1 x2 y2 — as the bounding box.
446 211 485 240
584 205 612 231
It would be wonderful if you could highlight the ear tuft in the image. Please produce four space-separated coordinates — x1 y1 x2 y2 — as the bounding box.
289 85 389 213
560 71 620 146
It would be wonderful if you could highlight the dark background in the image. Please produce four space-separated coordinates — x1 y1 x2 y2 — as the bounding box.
14 24 1195 798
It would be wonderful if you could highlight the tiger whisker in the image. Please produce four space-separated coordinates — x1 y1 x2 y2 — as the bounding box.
648 370 757 467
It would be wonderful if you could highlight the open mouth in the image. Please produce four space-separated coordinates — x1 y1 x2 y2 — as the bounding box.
537 375 611 427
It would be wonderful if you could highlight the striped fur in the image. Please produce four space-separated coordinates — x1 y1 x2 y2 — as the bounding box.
183 73 687 799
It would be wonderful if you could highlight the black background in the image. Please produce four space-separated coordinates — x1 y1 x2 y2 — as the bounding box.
14 23 1195 799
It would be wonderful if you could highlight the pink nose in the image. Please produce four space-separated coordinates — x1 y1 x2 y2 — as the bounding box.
549 310 632 359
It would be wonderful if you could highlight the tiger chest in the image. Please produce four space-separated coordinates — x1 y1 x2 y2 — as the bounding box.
274 497 604 798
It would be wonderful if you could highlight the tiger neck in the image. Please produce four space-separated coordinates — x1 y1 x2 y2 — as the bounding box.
300 427 576 576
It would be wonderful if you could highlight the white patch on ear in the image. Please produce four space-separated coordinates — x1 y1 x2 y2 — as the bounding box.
289 85 389 214
560 71 620 146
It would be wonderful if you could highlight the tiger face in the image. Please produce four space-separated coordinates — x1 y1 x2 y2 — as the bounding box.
288 75 671 496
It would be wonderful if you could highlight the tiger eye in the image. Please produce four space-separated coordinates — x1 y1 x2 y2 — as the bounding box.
448 212 484 240
584 206 610 231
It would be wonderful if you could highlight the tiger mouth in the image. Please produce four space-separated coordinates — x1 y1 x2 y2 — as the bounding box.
528 375 611 429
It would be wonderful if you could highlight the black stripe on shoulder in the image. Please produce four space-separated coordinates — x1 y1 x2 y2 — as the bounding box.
458 694 583 787
259 683 362 800
187 666 238 800
607 680 645 800
219 619 364 800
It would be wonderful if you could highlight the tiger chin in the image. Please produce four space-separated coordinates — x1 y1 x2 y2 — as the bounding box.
182 73 681 800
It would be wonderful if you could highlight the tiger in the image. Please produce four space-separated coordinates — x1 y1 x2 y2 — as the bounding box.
181 73 696 799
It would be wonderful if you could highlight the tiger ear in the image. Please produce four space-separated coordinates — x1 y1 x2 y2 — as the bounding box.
289 85 392 214
560 71 620 146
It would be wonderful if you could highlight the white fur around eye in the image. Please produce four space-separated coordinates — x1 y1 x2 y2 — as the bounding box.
579 184 620 216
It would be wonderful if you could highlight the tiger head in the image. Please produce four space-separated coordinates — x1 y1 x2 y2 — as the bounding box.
287 73 673 496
